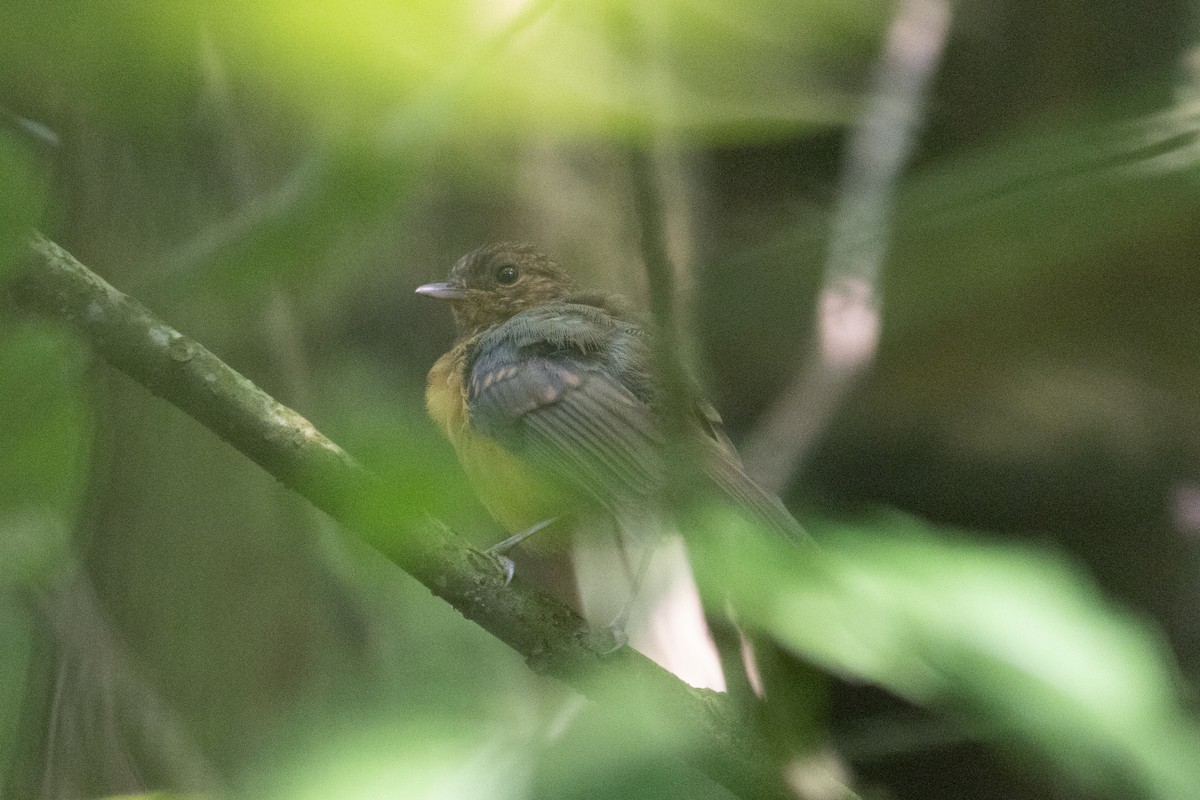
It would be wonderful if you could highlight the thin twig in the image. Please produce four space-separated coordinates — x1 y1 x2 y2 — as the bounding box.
9 233 794 800
743 0 953 494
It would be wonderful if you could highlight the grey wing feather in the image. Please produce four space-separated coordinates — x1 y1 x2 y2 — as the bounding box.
702 448 808 541
468 330 665 511
522 371 664 503
468 305 806 541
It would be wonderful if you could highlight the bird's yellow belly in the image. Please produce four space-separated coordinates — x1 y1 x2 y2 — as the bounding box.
456 433 569 534
426 346 572 543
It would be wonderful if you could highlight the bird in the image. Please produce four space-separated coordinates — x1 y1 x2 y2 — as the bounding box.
417 242 805 688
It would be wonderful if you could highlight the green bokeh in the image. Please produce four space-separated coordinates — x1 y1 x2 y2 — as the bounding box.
692 509 1200 799
0 320 90 800
0 320 90 589
0 132 42 286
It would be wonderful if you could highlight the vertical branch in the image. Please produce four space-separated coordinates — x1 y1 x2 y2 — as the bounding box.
630 153 693 434
743 0 954 494
622 0 696 449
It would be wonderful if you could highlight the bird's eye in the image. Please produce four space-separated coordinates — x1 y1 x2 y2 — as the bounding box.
494 264 520 285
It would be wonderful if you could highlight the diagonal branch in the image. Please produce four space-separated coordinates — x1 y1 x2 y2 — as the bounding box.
8 233 794 800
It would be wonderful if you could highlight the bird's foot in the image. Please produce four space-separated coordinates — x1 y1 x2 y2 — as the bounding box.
598 623 628 655
487 552 516 586
597 607 631 654
484 517 559 587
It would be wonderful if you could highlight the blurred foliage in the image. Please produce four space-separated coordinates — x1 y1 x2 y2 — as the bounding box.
0 127 78 591
2 1 1199 799
248 663 740 800
0 128 88 786
0 133 44 283
0 320 88 589
0 0 880 140
693 510 1200 799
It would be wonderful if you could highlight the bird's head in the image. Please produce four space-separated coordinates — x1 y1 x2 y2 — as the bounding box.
416 242 576 336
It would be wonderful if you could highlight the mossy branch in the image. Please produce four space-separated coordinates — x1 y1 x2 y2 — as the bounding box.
8 233 793 800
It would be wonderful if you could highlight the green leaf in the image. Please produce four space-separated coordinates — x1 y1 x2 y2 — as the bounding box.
692 509 1200 799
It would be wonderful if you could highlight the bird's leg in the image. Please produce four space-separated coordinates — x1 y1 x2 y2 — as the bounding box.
611 541 657 631
489 516 559 553
485 517 559 586
601 539 656 652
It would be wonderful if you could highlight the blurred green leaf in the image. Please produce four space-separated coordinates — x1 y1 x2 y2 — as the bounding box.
529 669 741 800
0 131 43 285
253 661 741 800
0 315 84 797
203 0 876 139
317 357 491 540
0 320 90 589
0 3 203 127
692 510 1200 799
0 1 882 142
256 719 531 800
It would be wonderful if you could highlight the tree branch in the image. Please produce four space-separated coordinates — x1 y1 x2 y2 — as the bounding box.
742 0 953 493
8 233 793 800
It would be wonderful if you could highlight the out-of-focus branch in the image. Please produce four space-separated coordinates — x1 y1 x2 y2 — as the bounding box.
630 152 695 450
743 0 953 494
8 234 794 800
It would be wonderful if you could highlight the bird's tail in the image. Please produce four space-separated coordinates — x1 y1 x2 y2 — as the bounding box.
571 513 728 691
704 450 809 542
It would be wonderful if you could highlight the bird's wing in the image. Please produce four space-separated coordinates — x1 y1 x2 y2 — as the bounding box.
468 305 808 541
467 312 665 510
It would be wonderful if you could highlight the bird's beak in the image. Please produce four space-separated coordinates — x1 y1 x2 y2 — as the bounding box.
415 281 467 301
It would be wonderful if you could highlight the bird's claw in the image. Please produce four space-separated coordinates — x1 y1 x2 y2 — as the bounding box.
598 623 628 655
484 547 517 587
482 517 559 587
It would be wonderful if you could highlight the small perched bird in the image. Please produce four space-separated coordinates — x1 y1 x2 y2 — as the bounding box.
418 242 803 687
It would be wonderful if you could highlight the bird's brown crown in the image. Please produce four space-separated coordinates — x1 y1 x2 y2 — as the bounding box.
430 243 577 336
